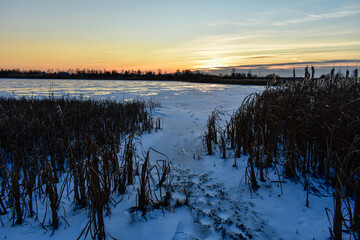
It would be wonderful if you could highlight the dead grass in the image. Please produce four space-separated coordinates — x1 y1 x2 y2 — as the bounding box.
204 68 360 239
0 96 171 239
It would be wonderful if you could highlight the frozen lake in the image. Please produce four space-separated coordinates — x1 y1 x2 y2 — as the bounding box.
0 78 263 101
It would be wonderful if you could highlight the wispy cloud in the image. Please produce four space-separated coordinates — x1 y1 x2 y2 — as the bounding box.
158 32 360 58
199 59 360 77
246 55 274 60
212 59 359 69
154 27 360 70
274 8 360 26
207 19 258 27
207 5 360 28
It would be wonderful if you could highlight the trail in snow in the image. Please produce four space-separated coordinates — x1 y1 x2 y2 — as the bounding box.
140 91 278 239
141 87 335 240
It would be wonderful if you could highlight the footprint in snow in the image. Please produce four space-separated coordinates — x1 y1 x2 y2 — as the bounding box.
171 168 276 240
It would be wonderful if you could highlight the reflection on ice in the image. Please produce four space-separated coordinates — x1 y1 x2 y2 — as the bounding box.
0 79 264 101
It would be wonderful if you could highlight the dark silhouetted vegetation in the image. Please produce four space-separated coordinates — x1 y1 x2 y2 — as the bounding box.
0 68 299 85
0 96 171 239
204 68 360 239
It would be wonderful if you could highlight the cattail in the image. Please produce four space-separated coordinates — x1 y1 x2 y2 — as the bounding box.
333 177 343 240
138 150 150 211
311 66 315 80
305 66 310 80
203 109 222 155
330 67 335 82
45 162 59 230
125 133 135 185
220 130 226 159
248 156 258 189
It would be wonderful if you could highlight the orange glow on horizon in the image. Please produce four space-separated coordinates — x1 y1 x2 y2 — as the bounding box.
1 34 359 74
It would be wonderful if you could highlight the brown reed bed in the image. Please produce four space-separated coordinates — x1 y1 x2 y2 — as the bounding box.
202 108 223 156
204 68 360 239
0 95 170 239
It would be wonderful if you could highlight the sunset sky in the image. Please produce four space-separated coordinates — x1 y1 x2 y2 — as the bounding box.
0 0 359 75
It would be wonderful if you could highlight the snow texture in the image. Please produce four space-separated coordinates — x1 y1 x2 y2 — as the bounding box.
0 79 337 239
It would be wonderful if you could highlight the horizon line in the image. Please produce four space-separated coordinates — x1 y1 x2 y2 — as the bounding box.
1 59 359 75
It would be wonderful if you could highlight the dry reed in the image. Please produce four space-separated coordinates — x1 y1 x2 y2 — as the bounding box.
0 95 168 239
204 68 359 239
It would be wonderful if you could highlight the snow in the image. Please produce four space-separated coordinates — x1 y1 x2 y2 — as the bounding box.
0 79 339 239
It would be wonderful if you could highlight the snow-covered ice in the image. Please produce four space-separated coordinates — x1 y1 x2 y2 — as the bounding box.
0 79 337 239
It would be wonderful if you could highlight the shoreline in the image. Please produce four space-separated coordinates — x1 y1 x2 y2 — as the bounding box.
0 76 301 86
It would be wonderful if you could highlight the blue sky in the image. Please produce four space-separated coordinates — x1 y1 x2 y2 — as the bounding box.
0 0 359 76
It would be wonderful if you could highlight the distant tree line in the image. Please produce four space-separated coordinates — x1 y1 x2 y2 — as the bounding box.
0 68 281 84
0 68 213 80
1 67 357 85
